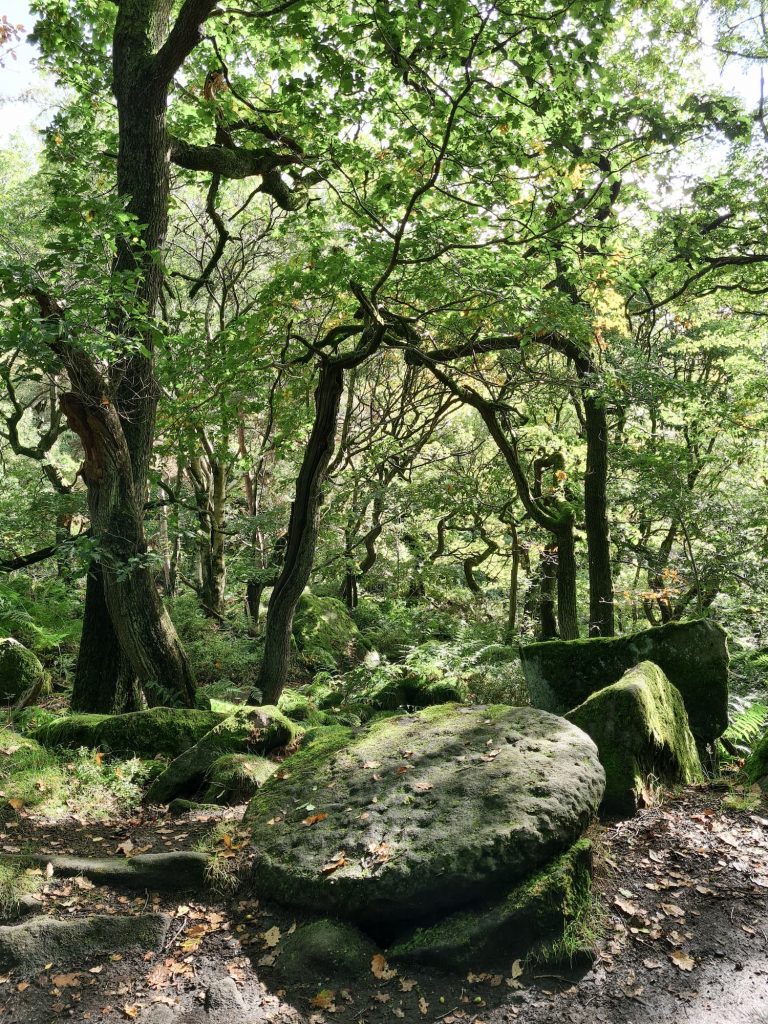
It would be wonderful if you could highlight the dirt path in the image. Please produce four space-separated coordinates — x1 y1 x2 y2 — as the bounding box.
0 787 765 1023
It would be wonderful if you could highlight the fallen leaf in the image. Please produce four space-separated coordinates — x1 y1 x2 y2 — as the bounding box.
371 953 397 980
321 852 348 875
7 799 23 812
399 978 417 992
373 992 391 1003
669 950 695 972
51 973 81 988
310 989 336 1010
413 782 434 792
261 926 281 948
660 903 685 918
302 814 328 827
16 981 29 992
419 996 429 1015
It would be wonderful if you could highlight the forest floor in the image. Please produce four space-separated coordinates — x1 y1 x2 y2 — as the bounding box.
0 785 765 1024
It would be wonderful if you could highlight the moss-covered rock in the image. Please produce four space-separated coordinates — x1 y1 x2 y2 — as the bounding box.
389 839 594 970
520 619 729 744
0 913 171 972
293 592 366 671
278 919 378 982
744 730 768 789
34 709 226 758
145 706 297 805
245 704 604 923
202 753 277 804
566 662 702 816
0 639 47 705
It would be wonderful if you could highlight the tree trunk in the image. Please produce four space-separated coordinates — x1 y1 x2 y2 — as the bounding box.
554 524 579 640
539 545 559 640
256 362 345 704
71 561 142 713
583 394 614 636
65 2 198 707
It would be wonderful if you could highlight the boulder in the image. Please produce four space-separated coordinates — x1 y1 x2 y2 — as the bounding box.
389 839 593 970
0 913 171 972
34 708 226 757
566 662 702 815
520 619 729 743
293 592 365 671
744 731 768 789
202 753 277 804
0 639 47 705
278 919 378 982
145 706 296 805
245 704 604 923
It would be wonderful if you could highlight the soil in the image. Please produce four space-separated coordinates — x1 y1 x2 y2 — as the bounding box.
0 784 766 1023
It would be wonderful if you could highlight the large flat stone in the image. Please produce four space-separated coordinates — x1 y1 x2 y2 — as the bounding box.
245 704 604 923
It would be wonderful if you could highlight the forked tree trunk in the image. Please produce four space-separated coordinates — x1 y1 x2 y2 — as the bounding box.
256 362 345 704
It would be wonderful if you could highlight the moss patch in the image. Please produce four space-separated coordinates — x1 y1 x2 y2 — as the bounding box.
389 840 594 970
203 753 277 804
521 619 729 744
145 706 298 805
293 592 366 672
244 705 604 923
34 709 226 758
0 639 47 704
278 919 378 982
566 661 702 816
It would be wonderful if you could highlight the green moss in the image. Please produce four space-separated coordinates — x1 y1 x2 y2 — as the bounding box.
521 619 729 743
35 709 226 758
33 714 108 750
566 661 702 816
389 840 594 970
203 753 277 804
145 706 299 805
744 729 768 788
278 919 378 981
293 592 366 672
0 639 47 704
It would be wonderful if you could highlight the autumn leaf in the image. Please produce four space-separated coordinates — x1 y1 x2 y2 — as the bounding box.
321 851 348 874
51 973 81 988
399 978 417 992
302 813 328 826
310 989 337 1010
669 949 696 971
261 926 281 948
419 996 429 1015
660 903 685 918
7 798 23 812
123 1007 139 1020
371 954 397 980
413 781 434 792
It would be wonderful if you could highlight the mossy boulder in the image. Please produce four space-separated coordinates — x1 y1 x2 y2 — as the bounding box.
245 704 604 923
0 913 171 972
389 839 594 970
145 706 297 805
293 592 366 671
521 619 729 744
744 731 768 789
277 919 378 982
566 662 702 816
34 709 226 758
202 753 277 804
0 639 47 705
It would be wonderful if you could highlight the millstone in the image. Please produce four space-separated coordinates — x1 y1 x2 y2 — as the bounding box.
245 704 605 922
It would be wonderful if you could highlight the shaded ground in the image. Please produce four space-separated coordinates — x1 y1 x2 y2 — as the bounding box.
0 786 765 1023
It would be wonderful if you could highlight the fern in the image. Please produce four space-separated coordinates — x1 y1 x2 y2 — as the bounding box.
724 700 765 757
